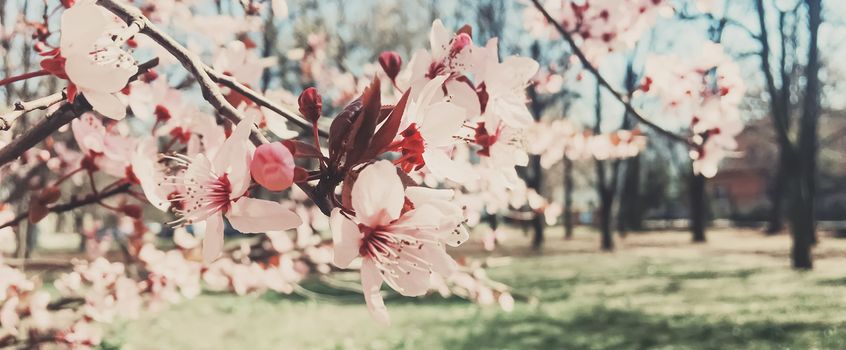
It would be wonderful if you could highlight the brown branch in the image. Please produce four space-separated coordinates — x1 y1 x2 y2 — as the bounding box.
95 1 258 138
3 257 74 269
207 70 328 137
0 102 82 167
0 183 131 230
96 0 326 139
529 0 692 147
676 12 759 41
754 0 793 151
95 0 339 214
0 90 66 131
0 58 159 168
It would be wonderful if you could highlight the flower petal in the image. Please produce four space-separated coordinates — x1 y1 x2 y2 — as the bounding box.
131 139 169 211
351 160 405 226
213 115 255 198
202 213 225 264
445 80 480 118
82 90 126 120
419 102 465 147
421 243 458 277
361 259 390 325
330 208 361 268
405 186 454 204
429 19 451 59
65 54 136 93
60 1 110 54
227 197 302 233
423 149 478 184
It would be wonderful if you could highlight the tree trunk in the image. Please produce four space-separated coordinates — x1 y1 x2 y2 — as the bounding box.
617 155 641 235
598 190 614 251
530 153 545 251
789 0 822 269
689 170 707 242
563 157 574 239
788 166 814 269
766 150 788 234
528 42 545 252
593 81 616 251
486 213 499 231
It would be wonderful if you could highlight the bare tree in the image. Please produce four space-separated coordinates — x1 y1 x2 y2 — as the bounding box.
755 0 823 269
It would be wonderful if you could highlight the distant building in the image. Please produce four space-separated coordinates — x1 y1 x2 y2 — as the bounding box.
709 111 846 221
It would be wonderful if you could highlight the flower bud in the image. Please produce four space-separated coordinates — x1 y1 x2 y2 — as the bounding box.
451 33 472 54
250 142 295 191
378 51 402 81
38 186 62 205
298 87 322 124
122 204 143 219
154 104 171 122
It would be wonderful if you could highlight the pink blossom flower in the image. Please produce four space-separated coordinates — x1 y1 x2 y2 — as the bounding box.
403 20 481 117
164 116 302 263
474 44 540 128
392 76 477 183
139 244 202 302
60 0 138 119
58 320 103 348
330 161 464 324
214 40 276 91
71 113 136 178
0 296 20 335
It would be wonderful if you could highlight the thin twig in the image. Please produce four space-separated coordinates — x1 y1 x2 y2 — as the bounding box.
0 58 159 168
529 0 692 146
97 1 262 139
96 0 326 140
206 69 328 137
0 183 131 230
0 90 66 131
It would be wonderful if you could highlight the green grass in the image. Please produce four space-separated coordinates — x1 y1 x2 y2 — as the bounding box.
104 229 846 349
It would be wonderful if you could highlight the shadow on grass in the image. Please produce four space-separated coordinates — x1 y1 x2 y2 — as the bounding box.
256 278 481 306
446 306 844 350
817 277 846 286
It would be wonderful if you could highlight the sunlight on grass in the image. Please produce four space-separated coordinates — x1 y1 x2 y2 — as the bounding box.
106 229 846 350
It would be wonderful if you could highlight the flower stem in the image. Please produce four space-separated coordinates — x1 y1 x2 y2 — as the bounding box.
0 70 50 87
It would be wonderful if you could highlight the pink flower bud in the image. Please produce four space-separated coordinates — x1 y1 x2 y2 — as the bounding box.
378 51 402 81
298 87 322 124
451 33 472 54
250 142 295 191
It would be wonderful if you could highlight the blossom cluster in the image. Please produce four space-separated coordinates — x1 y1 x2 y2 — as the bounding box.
0 0 535 332
530 119 647 169
523 0 674 62
637 42 746 177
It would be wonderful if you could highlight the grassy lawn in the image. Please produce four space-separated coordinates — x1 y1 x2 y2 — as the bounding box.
104 228 846 350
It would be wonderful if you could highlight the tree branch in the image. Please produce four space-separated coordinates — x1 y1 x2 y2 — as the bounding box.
0 183 131 230
96 0 326 139
0 58 159 168
0 90 66 131
206 69 328 137
528 0 692 146
754 0 793 151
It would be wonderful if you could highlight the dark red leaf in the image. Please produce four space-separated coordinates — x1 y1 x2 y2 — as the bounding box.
28 200 49 224
282 139 324 159
345 78 382 166
293 167 309 183
328 98 362 163
457 24 473 38
340 170 360 209
38 186 61 205
362 89 411 161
